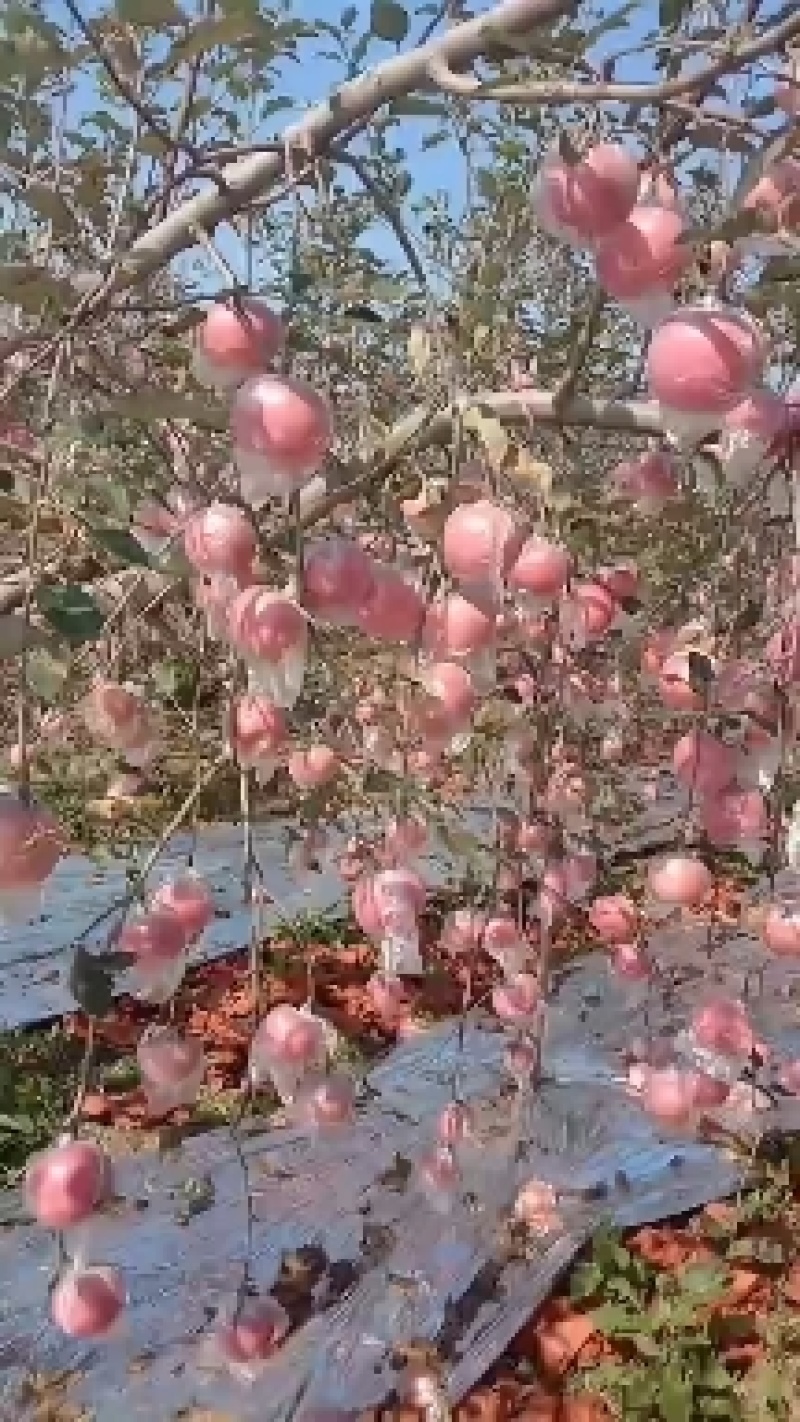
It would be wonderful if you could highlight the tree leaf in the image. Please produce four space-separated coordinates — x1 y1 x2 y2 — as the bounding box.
68 944 118 1017
0 1112 36 1136
687 650 715 693
165 13 281 64
342 302 383 323
584 1 639 42
463 406 510 467
370 0 409 43
407 324 434 376
26 648 69 703
379 403 432 460
87 524 152 568
36 585 105 646
659 0 693 27
116 0 185 25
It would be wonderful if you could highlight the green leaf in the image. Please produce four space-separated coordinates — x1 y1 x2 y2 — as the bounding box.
388 97 449 116
68 944 118 1017
370 0 409 42
36 585 105 646
165 13 285 64
87 524 152 568
659 0 693 27
152 658 198 708
678 1261 728 1300
688 650 715 693
592 1304 646 1337
584 1 639 42
116 0 185 25
659 1368 694 1422
0 1112 36 1136
26 648 69 703
342 302 383 323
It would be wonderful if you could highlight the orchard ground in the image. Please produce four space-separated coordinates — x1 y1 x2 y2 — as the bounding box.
3 830 800 1422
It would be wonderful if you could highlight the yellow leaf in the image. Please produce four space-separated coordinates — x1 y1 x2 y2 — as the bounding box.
407 324 434 377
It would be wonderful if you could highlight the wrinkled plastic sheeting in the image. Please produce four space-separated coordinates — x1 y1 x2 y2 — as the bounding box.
0 823 345 1028
5 939 800 1422
0 768 687 1030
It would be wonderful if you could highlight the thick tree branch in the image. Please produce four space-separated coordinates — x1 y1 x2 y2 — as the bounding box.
427 9 800 105
96 0 574 299
275 387 666 538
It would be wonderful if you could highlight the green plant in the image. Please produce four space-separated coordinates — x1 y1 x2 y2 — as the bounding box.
573 1227 741 1420
0 1027 85 1189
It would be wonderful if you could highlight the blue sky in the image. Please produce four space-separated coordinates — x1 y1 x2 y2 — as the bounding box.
29 0 792 290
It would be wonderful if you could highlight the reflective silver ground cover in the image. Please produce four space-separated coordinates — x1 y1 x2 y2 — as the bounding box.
2 924 799 1422
0 769 687 1030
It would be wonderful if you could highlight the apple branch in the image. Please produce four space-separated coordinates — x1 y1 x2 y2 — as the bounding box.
98 0 574 299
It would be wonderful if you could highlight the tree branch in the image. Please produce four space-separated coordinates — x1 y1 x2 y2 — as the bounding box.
428 9 800 104
92 0 574 300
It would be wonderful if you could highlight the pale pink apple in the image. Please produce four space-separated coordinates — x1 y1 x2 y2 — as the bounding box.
417 1145 460 1211
441 499 524 606
412 661 477 747
302 537 376 627
352 867 425 974
295 1071 356 1132
559 580 618 647
226 588 308 707
646 304 768 442
595 203 690 325
82 680 156 764
183 502 257 578
437 1101 473 1146
287 744 340 790
150 873 214 943
762 901 800 957
214 1294 290 1380
507 536 571 603
639 1065 699 1130
51 1265 126 1340
491 971 540 1027
193 299 285 390
648 855 712 907
699 788 768 853
26 1139 112 1230
609 450 680 512
117 906 188 964
0 794 63 918
249 1004 328 1101
482 915 529 975
137 1026 206 1114
587 893 639 945
692 997 757 1061
357 565 425 644
231 693 287 782
534 142 639 244
231 374 333 503
672 729 738 797
612 941 651 982
719 390 789 487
